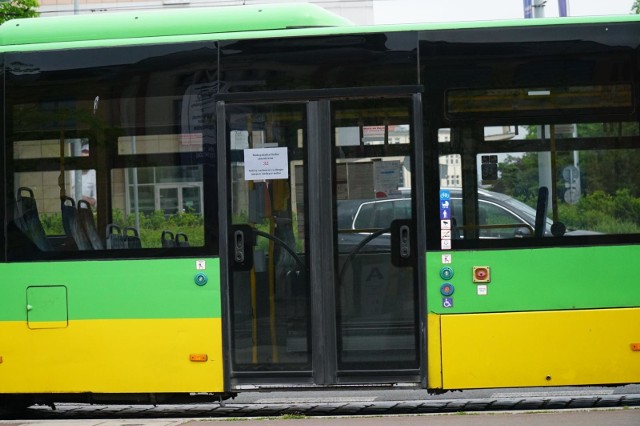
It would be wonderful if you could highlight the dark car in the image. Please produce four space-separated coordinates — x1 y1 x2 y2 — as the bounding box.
338 189 543 239
337 188 594 253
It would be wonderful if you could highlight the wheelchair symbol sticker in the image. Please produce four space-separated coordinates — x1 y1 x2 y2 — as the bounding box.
442 297 453 308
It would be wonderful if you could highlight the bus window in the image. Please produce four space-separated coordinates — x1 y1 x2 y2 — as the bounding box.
447 85 633 118
111 166 204 248
439 120 640 245
5 43 217 259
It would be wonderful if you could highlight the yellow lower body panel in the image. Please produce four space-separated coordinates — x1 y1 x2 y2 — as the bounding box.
0 318 224 394
428 308 640 389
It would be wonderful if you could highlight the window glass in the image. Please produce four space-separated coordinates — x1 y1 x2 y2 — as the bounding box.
118 134 203 155
353 203 374 229
439 153 461 188
351 199 412 230
13 138 87 159
332 98 417 372
112 165 204 248
439 121 640 245
478 201 533 238
6 43 216 259
336 125 410 147
447 85 633 116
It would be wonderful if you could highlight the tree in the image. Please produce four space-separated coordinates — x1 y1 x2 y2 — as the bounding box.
633 0 640 14
0 0 39 25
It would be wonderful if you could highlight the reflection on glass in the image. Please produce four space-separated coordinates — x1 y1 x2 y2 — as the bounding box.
227 103 311 372
159 188 179 215
333 98 418 372
445 121 640 241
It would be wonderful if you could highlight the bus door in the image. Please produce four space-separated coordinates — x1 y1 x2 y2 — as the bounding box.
331 97 421 382
220 95 423 386
221 102 313 382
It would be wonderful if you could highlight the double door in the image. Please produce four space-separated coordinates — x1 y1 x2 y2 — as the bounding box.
220 95 423 386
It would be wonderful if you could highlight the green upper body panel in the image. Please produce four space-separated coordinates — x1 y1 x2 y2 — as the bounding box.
0 258 221 321
427 245 640 314
0 3 352 47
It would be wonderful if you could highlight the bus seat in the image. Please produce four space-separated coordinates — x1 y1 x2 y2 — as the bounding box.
106 224 126 249
124 227 142 249
61 196 92 251
161 230 176 248
77 199 104 250
15 187 52 251
175 232 190 247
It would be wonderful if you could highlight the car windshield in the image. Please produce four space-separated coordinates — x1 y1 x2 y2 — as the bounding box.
352 198 411 229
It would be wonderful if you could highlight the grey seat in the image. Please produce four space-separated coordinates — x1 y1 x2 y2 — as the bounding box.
124 227 142 249
61 196 92 251
161 230 176 248
175 232 190 247
15 187 52 251
77 199 104 250
106 224 126 249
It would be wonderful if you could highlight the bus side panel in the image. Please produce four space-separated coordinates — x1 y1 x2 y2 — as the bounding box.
0 318 224 393
427 313 443 389
0 258 224 394
434 308 640 389
426 246 640 315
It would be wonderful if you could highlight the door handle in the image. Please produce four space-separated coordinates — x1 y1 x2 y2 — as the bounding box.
231 224 254 271
391 219 413 267
234 230 245 263
399 225 411 259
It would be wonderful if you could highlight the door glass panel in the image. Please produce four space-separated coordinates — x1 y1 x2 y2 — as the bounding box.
227 103 310 372
333 98 418 372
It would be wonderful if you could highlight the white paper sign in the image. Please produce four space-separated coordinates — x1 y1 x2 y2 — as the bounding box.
244 147 289 181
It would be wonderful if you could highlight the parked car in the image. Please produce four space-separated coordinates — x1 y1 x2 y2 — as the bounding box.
336 188 594 253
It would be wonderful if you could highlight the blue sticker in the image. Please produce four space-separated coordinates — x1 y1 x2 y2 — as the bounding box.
440 208 451 220
442 297 454 308
440 189 451 200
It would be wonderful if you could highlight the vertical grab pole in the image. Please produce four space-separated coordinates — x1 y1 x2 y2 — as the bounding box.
549 125 559 224
246 114 259 365
58 129 66 200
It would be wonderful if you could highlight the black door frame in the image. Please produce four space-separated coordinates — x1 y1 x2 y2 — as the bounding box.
217 88 426 390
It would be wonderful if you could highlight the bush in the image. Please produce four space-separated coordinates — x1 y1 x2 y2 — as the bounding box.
41 209 205 248
113 209 205 248
559 190 640 233
41 212 65 234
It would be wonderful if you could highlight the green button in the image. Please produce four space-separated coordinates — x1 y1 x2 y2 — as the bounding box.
439 267 454 280
194 273 208 286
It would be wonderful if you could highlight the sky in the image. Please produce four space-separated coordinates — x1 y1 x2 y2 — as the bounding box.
373 0 636 24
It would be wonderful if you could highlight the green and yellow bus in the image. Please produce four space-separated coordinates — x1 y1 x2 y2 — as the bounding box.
1 2 639 409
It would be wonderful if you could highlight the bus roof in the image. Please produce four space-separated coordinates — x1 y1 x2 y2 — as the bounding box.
0 3 638 52
0 3 353 47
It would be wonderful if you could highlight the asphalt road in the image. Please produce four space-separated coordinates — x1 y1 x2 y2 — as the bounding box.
1 407 639 426
1 384 639 421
